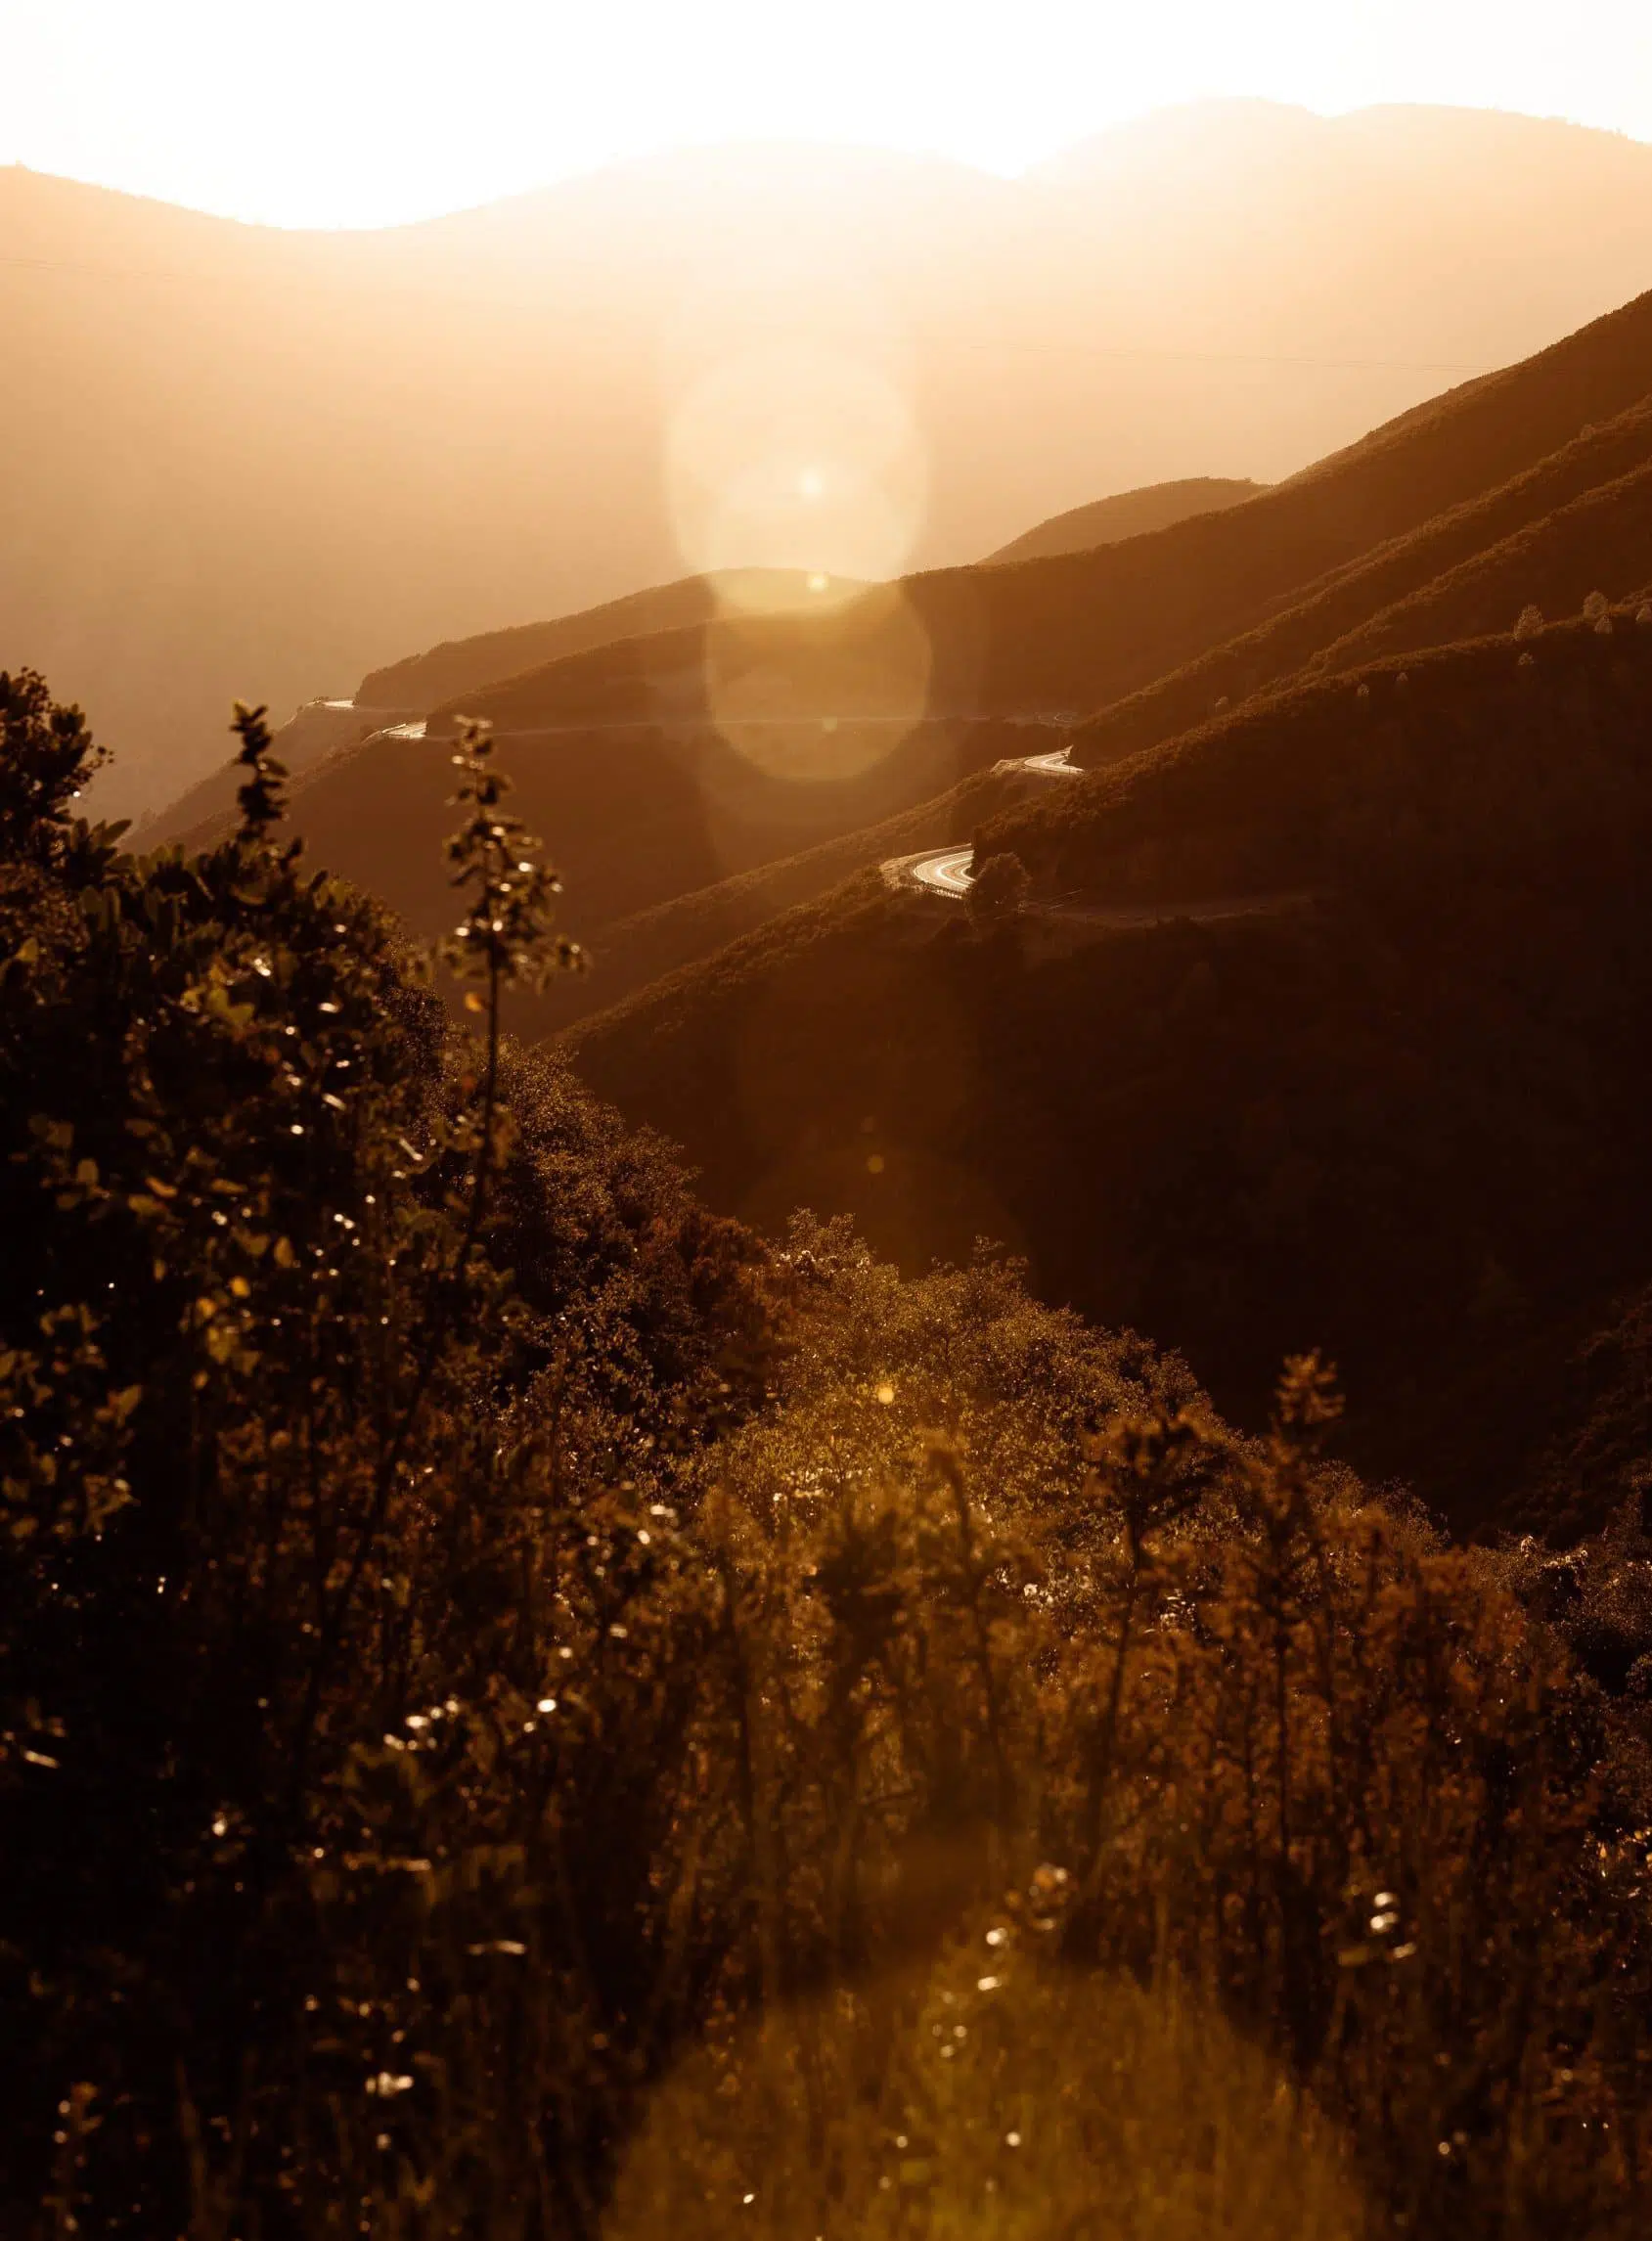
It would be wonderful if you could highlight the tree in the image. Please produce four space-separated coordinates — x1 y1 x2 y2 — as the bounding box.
966 850 1030 928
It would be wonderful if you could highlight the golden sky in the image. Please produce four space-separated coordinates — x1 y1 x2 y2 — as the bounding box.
6 0 1651 229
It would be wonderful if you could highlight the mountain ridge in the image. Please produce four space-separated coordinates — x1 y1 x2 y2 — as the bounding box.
985 477 1267 563
11 101 1652 818
146 284 1652 1032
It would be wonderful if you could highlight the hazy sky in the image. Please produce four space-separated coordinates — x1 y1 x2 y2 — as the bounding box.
7 0 1652 228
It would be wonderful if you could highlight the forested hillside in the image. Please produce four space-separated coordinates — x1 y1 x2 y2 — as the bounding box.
567 605 1652 1525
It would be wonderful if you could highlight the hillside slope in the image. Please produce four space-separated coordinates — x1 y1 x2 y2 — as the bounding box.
353 570 848 713
524 416 1651 1024
508 757 1051 1039
165 293 1652 1029
427 285 1652 743
136 695 421 845
985 478 1265 563
1301 466 1652 680
11 103 1652 818
1065 397 1652 768
446 373 1652 1023
189 715 1049 945
564 608 1652 1529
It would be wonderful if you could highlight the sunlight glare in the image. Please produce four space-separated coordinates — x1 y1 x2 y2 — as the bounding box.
7 1 1652 227
667 342 927 601
696 577 934 786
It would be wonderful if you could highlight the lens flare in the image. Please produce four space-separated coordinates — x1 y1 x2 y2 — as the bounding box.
663 337 933 794
667 341 928 593
696 578 934 790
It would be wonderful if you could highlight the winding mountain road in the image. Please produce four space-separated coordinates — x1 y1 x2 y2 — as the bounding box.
356 710 1091 907
885 744 1080 896
890 845 977 897
881 747 1314 932
335 709 1303 931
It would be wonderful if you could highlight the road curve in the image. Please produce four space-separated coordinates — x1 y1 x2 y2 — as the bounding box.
884 845 976 896
1009 746 1083 779
888 745 1080 897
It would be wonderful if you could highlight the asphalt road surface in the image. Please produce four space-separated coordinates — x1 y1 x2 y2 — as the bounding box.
889 745 1079 895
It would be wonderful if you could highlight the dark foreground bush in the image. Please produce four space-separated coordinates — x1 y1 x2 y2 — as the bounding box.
3 672 1651 2238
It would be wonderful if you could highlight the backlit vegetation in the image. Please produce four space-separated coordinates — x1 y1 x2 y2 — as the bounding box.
6 672 1652 2237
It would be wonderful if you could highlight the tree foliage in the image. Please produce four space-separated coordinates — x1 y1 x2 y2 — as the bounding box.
965 849 1031 927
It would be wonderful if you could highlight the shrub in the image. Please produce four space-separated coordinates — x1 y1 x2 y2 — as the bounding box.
966 850 1031 926
0 681 721 2229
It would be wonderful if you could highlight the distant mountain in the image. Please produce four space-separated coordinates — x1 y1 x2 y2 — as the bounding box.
353 569 855 712
986 478 1266 563
9 100 1652 818
152 280 1652 1041
403 281 1652 738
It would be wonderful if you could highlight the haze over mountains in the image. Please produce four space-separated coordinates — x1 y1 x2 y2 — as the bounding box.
148 274 1652 1016
10 99 1652 819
